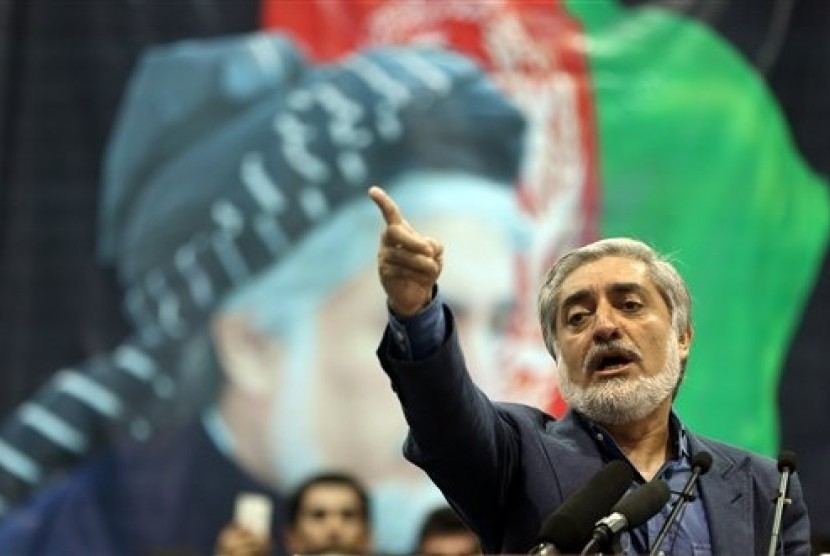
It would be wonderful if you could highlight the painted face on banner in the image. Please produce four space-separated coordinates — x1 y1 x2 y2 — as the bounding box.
306 212 517 479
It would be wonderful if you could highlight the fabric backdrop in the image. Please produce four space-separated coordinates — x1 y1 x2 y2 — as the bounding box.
0 0 828 549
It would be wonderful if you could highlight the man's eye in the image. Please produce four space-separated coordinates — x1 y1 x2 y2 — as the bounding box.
622 300 643 311
566 312 586 326
304 508 361 521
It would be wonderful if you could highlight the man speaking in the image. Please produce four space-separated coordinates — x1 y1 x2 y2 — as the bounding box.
369 186 810 554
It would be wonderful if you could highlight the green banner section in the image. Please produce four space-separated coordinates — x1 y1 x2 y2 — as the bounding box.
568 0 830 455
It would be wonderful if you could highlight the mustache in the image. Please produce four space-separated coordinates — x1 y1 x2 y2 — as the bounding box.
583 340 642 373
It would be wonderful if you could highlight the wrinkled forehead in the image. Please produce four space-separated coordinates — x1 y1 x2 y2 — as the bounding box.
559 256 654 297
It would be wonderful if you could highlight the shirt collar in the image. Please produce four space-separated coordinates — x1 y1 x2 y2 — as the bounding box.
573 408 691 472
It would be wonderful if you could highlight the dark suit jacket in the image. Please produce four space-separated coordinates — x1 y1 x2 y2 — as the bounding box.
377 308 810 554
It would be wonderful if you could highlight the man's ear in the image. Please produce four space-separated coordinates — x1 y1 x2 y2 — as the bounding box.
678 325 693 364
210 311 285 396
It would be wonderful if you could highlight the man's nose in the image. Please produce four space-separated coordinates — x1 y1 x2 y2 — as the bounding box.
324 512 351 530
592 305 621 342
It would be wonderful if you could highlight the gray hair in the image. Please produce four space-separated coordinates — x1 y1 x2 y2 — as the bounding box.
537 237 692 361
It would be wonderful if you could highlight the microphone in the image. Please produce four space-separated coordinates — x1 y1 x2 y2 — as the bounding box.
581 479 671 555
530 460 634 555
767 450 798 556
648 451 713 555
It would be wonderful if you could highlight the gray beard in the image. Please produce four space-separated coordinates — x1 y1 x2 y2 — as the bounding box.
558 336 681 426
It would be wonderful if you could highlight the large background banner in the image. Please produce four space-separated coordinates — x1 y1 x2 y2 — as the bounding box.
0 1 827 553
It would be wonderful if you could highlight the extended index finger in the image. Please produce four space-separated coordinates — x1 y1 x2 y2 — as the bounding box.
368 185 404 225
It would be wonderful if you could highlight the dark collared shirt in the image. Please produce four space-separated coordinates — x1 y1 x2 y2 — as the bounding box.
388 291 712 555
575 412 712 555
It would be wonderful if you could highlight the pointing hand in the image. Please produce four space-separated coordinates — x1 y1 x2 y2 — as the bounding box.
368 186 444 317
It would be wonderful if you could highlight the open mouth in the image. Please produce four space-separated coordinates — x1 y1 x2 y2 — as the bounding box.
587 348 639 374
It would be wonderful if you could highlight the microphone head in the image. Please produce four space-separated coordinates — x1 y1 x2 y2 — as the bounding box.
611 479 670 529
691 451 713 474
777 449 798 473
536 460 634 552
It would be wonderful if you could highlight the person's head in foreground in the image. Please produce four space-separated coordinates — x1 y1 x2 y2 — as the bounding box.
537 237 693 427
284 472 372 555
416 507 480 556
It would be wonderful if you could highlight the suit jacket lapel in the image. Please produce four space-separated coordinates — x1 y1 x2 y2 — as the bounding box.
691 435 755 553
540 411 609 495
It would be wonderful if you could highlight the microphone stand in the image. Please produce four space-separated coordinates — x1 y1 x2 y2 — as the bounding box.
766 466 793 556
579 533 623 556
647 489 697 555
580 513 627 556
649 452 711 556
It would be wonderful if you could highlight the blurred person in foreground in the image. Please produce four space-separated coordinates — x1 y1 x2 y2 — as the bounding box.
217 472 371 556
416 507 479 556
369 185 810 554
0 31 547 555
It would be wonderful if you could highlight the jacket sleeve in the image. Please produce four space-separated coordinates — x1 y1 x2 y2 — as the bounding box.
376 304 520 549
